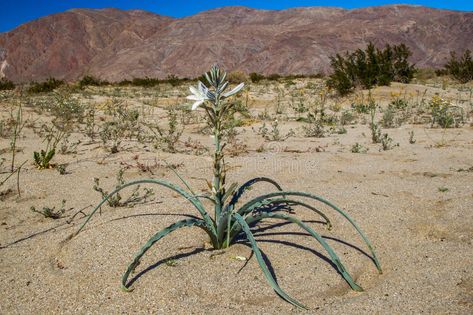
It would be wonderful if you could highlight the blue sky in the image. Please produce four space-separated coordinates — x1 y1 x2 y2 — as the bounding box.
1 0 472 32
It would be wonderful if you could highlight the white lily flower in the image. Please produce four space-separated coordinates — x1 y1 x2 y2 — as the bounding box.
187 82 209 110
191 99 205 110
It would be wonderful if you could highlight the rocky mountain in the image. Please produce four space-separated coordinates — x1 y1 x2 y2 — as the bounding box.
0 5 472 82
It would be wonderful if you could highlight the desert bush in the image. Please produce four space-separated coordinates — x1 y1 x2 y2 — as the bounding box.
163 74 183 86
327 43 416 95
93 168 154 208
367 95 382 143
118 75 188 87
408 130 416 144
28 91 84 126
1 102 27 197
28 77 64 94
31 200 67 219
429 95 464 128
33 122 70 169
266 73 282 81
99 99 141 153
381 106 396 128
0 79 15 91
30 92 83 163
50 91 85 125
71 65 381 310
83 105 99 142
257 120 294 141
249 72 265 83
302 119 325 138
382 97 411 128
291 93 308 114
389 97 409 110
340 109 356 125
144 107 184 153
227 71 249 83
79 75 105 88
302 104 334 138
380 133 398 151
351 143 368 153
351 93 371 114
132 77 160 87
440 50 473 83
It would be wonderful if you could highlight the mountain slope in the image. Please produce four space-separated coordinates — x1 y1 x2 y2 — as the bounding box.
0 5 472 82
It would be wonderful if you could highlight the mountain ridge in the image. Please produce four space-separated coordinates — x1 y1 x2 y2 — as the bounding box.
1 5 472 82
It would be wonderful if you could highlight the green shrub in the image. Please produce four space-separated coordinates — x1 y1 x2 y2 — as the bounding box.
327 43 416 95
118 75 188 87
131 77 160 87
163 74 184 86
0 79 15 91
429 95 464 128
31 200 66 219
144 107 184 153
249 72 265 83
99 99 141 153
78 75 105 88
380 133 398 151
93 168 154 208
351 142 368 153
28 78 64 94
440 50 473 83
266 73 281 81
408 131 416 144
389 97 409 110
340 109 356 125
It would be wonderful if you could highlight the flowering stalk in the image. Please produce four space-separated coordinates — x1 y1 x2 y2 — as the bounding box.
187 65 244 223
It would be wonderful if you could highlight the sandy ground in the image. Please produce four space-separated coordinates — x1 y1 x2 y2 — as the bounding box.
1 81 473 314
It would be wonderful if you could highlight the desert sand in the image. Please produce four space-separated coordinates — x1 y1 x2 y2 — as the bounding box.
1 79 472 314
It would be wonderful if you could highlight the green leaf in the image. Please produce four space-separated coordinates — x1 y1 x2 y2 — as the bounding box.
225 197 333 246
222 182 238 204
122 218 207 290
245 212 363 292
233 213 308 309
33 151 40 165
45 148 55 164
71 179 217 246
236 191 382 273
225 177 283 212
219 176 284 245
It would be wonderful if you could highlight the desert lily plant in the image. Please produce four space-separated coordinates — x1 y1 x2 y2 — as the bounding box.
70 65 381 309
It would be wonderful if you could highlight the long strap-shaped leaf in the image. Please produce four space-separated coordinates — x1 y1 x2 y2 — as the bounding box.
217 177 284 244
246 198 332 229
237 191 382 273
233 213 308 310
224 197 333 247
245 212 363 292
227 177 284 210
70 179 216 244
121 218 207 290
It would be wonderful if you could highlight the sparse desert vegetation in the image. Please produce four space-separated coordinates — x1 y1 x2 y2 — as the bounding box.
1 61 473 313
